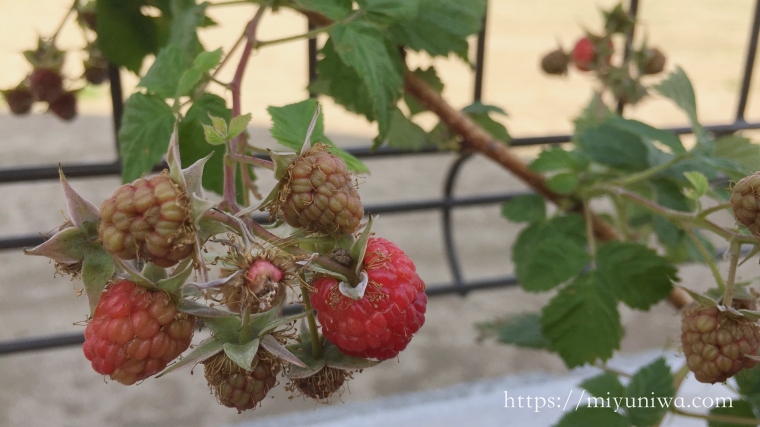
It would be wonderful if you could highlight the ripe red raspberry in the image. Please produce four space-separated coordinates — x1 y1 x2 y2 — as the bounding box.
29 68 63 103
572 37 613 72
204 351 281 412
311 237 427 360
273 144 363 235
681 304 760 383
731 172 760 236
48 91 77 121
99 172 193 267
292 366 347 401
2 86 34 115
540 48 569 76
83 280 195 385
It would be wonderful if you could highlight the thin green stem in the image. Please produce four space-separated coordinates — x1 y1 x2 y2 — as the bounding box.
697 202 732 219
583 198 597 263
228 153 275 170
208 0 256 7
672 407 760 426
607 155 689 188
672 362 690 393
593 362 631 378
50 0 77 43
300 282 323 358
685 228 726 293
612 193 631 241
724 239 741 307
256 11 362 48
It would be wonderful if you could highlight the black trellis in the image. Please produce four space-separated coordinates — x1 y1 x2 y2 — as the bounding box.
1 0 759 355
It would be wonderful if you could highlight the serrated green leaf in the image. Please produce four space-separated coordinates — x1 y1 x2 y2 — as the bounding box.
82 250 115 316
482 312 552 350
529 147 589 173
385 108 431 151
330 21 403 145
513 214 590 292
625 358 674 427
653 67 711 149
193 48 222 71
597 241 678 310
684 171 709 199
546 172 579 194
573 92 615 140
404 67 443 115
715 135 760 175
387 0 486 60
119 93 175 182
554 405 631 427
96 0 162 73
166 0 206 56
228 113 252 141
210 114 228 136
736 365 760 397
176 48 222 97
466 109 510 144
541 272 623 368
157 337 223 377
501 194 546 223
223 339 260 371
267 99 368 173
139 46 189 99
580 372 626 398
652 178 695 212
576 124 650 172
357 0 420 23
179 94 240 200
293 0 353 20
202 124 226 145
606 116 685 154
708 399 757 427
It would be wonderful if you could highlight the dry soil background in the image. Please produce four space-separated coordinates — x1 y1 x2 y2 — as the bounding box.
1 1 760 426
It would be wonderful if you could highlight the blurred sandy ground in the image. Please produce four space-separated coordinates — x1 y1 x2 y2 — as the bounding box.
0 0 759 426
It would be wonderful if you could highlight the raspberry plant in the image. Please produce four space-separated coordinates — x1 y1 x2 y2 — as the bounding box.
10 0 760 424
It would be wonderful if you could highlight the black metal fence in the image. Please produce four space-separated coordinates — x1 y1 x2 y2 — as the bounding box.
1 0 759 355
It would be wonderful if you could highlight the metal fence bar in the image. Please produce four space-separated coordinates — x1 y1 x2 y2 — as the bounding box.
737 0 760 121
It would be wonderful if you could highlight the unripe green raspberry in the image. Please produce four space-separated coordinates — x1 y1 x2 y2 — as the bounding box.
731 172 760 236
204 351 281 412
98 172 193 267
681 304 760 383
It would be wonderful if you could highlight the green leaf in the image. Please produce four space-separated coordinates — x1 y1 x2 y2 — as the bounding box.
653 67 711 149
482 312 552 350
385 108 431 151
357 0 420 23
139 46 189 99
223 339 260 371
626 358 675 427
546 172 579 195
684 171 709 199
606 116 685 154
513 214 590 292
580 372 626 398
652 178 695 212
554 405 631 427
176 48 222 96
541 272 622 368
267 99 368 173
387 0 487 60
715 135 760 175
529 147 589 173
193 48 223 71
96 0 162 73
736 364 760 396
576 124 650 172
119 93 175 182
573 92 615 140
202 124 226 145
464 103 510 144
293 0 353 20
501 194 546 223
228 113 252 141
596 241 678 310
330 20 404 144
166 0 206 56
708 399 757 427
179 93 235 198
310 39 375 120
81 250 115 316
404 67 443 115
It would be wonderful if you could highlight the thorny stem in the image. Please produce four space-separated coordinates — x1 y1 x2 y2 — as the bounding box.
223 5 267 211
724 239 741 307
685 229 726 293
300 281 323 359
228 153 275 170
256 11 362 48
672 407 760 426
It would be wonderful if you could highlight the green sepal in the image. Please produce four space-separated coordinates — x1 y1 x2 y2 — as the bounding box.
323 341 381 370
81 249 115 316
196 215 234 242
285 341 326 379
24 227 88 263
259 310 312 337
678 286 718 306
157 336 224 378
177 299 237 318
270 150 298 181
141 262 167 283
155 257 194 295
223 339 261 371
182 152 214 198
166 124 187 190
350 215 374 276
248 299 286 333
190 193 216 228
59 169 101 231
112 258 157 290
204 316 243 343
260 334 306 367
306 263 349 283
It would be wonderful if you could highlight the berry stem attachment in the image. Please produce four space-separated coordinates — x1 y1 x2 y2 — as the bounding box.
723 239 741 308
227 153 275 170
300 282 323 359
